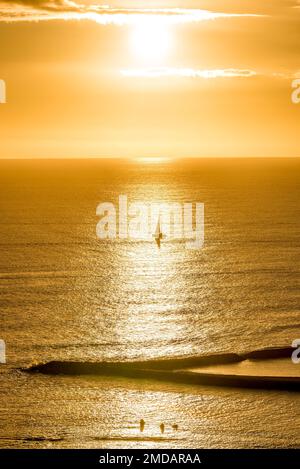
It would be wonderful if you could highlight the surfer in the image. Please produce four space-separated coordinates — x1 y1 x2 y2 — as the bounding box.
139 419 145 432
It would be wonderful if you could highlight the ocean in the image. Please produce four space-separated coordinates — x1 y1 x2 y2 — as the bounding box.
0 157 299 448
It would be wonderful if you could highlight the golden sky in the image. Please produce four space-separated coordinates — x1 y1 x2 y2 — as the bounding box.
0 0 299 158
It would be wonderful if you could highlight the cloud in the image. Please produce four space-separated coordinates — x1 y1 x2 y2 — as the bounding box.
121 68 258 79
4 0 300 25
3 0 299 14
3 1 84 12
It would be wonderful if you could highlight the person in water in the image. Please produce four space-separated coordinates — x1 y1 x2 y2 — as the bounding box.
139 419 145 432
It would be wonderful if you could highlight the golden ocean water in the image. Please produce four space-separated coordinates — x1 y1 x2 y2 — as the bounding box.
0 158 299 448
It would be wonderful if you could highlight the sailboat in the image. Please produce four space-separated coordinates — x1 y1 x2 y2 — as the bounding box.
154 217 163 248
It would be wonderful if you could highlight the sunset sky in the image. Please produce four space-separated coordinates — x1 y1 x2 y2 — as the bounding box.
0 0 299 158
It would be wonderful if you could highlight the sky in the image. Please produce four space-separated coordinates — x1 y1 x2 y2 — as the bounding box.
0 0 299 158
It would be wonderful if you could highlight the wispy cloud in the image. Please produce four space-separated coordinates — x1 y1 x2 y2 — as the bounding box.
121 68 258 79
121 68 300 79
0 1 266 23
2 1 84 12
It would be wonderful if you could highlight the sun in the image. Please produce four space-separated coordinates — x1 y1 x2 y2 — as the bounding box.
130 20 171 63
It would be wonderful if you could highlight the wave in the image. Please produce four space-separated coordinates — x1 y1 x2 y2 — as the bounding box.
23 347 300 391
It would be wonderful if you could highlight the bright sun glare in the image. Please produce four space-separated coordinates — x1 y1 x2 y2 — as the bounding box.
130 21 171 63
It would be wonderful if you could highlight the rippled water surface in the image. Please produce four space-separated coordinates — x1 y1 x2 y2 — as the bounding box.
0 158 299 447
